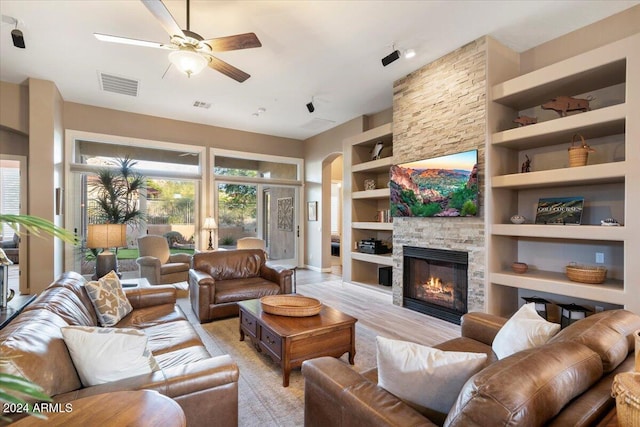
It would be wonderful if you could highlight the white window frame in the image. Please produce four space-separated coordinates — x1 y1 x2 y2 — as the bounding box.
64 130 206 272
211 148 304 266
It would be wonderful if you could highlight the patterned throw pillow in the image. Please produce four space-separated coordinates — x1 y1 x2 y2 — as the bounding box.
61 326 160 387
84 270 133 326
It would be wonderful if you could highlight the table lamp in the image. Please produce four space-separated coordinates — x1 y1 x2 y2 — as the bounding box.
203 217 217 251
87 224 126 279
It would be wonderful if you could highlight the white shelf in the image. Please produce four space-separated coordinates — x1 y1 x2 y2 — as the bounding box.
352 222 393 231
352 188 390 199
351 252 393 266
492 162 626 189
352 156 394 173
492 44 627 109
492 104 626 150
491 270 625 305
491 224 625 241
345 122 393 147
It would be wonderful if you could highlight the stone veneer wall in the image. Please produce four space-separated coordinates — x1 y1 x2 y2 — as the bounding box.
392 38 487 312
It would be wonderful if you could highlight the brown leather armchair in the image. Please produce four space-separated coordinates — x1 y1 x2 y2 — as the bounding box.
189 249 292 323
136 235 191 285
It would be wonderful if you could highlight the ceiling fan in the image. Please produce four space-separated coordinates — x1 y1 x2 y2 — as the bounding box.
94 0 261 82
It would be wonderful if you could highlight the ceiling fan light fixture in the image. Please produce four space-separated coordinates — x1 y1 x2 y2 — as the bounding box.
169 49 208 77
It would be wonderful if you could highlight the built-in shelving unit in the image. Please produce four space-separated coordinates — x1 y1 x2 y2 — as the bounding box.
342 123 394 288
487 33 639 317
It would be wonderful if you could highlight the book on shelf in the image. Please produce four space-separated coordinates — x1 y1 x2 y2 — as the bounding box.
376 210 391 223
535 197 584 225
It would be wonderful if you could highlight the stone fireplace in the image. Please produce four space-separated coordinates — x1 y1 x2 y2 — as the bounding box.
403 246 468 324
391 38 487 316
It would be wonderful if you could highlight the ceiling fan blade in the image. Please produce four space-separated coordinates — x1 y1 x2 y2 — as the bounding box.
202 33 262 52
208 56 251 82
141 0 185 38
94 33 173 49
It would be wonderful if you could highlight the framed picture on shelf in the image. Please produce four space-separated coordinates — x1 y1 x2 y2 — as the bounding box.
535 197 584 225
307 201 318 221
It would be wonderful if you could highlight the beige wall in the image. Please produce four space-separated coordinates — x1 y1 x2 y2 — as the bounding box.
0 81 29 135
520 4 640 73
27 78 65 293
330 156 343 181
0 129 28 156
303 116 365 270
64 102 303 158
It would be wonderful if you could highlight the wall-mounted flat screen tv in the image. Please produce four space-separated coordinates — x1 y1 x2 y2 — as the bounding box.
390 149 478 217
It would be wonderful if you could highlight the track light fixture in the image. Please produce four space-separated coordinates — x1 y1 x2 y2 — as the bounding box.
11 28 25 48
2 15 25 49
381 49 400 67
306 97 315 113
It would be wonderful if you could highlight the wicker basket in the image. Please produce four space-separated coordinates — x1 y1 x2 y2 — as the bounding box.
260 295 322 317
565 263 607 284
568 133 594 167
612 372 640 427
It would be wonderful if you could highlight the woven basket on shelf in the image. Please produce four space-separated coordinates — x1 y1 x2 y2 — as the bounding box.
565 263 607 284
260 295 322 317
568 133 594 167
612 373 640 427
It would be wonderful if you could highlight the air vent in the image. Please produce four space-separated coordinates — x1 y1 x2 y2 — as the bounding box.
193 101 211 109
98 72 139 97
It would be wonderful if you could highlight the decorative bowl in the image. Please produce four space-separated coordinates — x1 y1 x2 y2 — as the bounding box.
260 295 322 317
510 215 526 224
511 262 528 274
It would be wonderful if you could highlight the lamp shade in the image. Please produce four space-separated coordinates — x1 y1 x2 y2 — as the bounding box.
87 224 126 249
203 217 217 230
169 49 208 77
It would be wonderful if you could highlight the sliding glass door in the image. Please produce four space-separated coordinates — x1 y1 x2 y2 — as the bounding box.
216 181 298 264
213 150 302 266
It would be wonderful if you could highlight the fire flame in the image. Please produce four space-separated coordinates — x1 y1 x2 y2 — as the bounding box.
422 277 452 295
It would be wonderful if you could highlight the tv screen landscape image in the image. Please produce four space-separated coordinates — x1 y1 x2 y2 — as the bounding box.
390 149 478 217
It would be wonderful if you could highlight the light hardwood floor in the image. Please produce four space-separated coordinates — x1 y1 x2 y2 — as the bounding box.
296 268 461 346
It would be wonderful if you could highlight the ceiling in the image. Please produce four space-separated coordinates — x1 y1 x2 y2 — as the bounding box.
1 1 637 141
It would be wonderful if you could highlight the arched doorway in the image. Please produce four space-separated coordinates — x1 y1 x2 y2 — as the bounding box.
321 153 343 275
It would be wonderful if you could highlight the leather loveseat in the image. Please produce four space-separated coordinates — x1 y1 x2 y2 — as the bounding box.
0 271 239 427
302 309 640 427
189 249 293 323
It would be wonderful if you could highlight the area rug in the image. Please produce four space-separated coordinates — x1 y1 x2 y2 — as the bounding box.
176 290 379 427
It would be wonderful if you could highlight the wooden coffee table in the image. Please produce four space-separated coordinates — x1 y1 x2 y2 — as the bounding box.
238 298 357 387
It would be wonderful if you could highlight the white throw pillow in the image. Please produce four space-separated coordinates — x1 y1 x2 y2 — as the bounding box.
84 270 133 326
61 326 159 387
492 302 560 360
376 336 487 415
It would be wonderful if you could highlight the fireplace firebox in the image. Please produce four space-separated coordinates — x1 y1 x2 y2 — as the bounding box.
403 246 468 324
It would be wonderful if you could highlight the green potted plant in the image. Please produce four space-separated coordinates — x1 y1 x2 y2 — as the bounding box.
0 214 75 421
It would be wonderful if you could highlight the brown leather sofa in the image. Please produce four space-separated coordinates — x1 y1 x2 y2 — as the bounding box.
189 249 293 323
302 309 640 427
0 271 239 427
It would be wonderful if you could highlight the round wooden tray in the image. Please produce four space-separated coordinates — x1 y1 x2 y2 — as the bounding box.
260 295 322 317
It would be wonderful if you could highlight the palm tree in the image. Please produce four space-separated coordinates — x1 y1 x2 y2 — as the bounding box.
89 157 146 227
